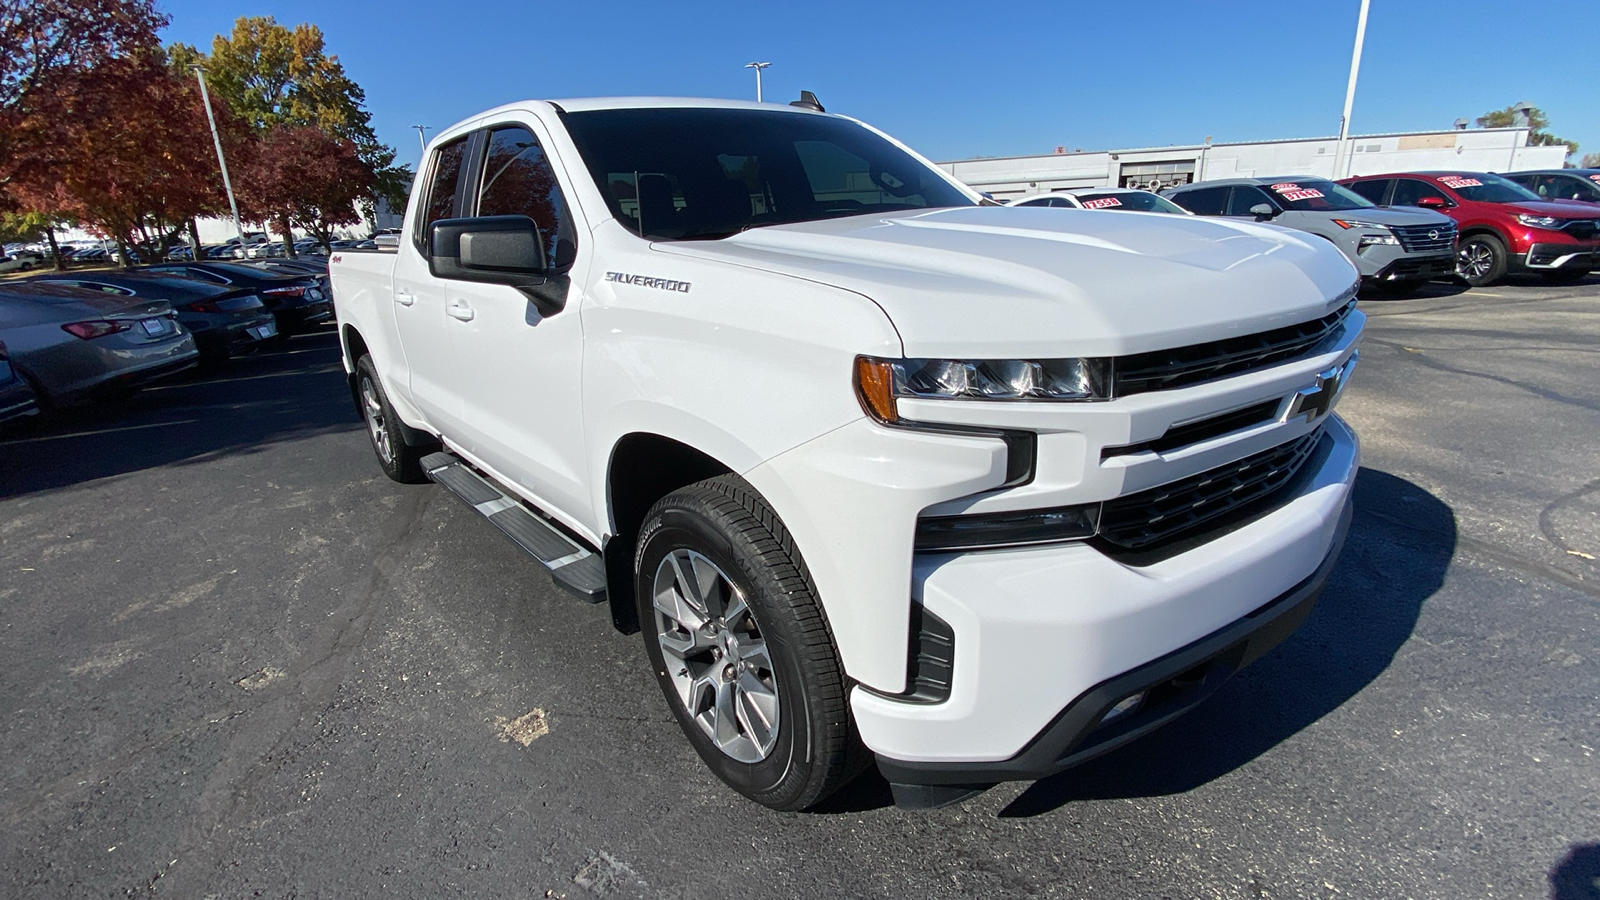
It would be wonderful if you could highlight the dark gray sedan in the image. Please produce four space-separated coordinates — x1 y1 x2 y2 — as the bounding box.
0 337 39 426
29 271 277 364
0 283 198 405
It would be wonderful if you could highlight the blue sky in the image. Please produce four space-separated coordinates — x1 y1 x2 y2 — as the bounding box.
157 0 1599 171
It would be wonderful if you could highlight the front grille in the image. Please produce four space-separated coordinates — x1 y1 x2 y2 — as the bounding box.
1561 220 1599 241
1391 222 1457 253
1115 304 1353 397
1097 427 1325 550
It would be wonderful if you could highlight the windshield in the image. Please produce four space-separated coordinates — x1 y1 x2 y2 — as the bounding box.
1075 191 1188 214
1435 173 1542 204
1262 180 1374 211
561 108 975 240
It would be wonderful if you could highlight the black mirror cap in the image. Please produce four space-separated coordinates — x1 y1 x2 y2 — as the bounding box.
428 216 566 316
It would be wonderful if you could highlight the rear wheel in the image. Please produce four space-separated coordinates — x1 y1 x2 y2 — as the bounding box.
355 354 428 483
635 475 862 810
1456 234 1508 286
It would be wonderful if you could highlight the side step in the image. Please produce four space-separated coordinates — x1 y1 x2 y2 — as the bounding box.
420 452 607 603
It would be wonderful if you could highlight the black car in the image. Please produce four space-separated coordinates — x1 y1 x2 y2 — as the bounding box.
0 337 40 426
1504 169 1600 206
141 262 332 336
30 271 278 363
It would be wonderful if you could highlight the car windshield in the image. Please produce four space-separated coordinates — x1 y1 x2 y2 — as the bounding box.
1261 180 1374 211
1435 173 1542 203
1075 191 1188 214
561 107 976 240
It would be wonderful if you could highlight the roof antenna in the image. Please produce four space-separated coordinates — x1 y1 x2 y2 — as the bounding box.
789 90 825 112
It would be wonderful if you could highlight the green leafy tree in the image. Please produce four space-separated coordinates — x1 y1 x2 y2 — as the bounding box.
1582 152 1600 169
169 17 409 228
1476 105 1577 157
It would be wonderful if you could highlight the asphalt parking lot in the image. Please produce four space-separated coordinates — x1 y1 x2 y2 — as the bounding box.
2 277 1597 900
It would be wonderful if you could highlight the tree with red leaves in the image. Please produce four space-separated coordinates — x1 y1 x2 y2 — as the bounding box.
236 124 372 254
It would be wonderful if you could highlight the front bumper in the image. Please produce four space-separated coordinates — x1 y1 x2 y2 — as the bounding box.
854 415 1359 774
1522 243 1600 270
1370 252 1455 282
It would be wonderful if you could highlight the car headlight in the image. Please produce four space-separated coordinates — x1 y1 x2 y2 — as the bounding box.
1356 233 1400 249
1516 213 1562 228
855 355 1111 423
1332 219 1393 230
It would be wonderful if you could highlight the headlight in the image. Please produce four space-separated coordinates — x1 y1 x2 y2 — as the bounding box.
1516 214 1562 228
1357 233 1400 249
916 504 1099 552
855 355 1111 423
1332 219 1393 230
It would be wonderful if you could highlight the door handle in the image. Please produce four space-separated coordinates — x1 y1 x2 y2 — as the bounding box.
446 300 475 322
394 289 415 306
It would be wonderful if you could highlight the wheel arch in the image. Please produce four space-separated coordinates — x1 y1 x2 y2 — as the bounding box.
603 432 737 633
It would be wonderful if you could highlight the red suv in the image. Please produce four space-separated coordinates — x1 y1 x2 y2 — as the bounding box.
1339 171 1599 286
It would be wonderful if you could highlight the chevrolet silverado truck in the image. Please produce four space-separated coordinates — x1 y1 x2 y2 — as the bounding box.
330 96 1364 811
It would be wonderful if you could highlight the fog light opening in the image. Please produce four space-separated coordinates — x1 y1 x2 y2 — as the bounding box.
1099 691 1146 725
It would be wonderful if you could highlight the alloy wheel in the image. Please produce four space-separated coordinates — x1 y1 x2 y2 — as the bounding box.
360 375 394 465
1457 242 1494 280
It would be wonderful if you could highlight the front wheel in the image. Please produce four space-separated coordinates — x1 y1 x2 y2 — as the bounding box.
355 354 429 483
1456 234 1508 287
635 475 862 810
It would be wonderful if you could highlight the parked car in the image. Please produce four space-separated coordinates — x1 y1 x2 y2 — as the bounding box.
242 258 329 278
1164 177 1457 292
1341 171 1600 286
333 96 1363 811
1008 188 1192 214
0 282 198 404
139 261 332 335
1503 169 1600 206
29 271 278 363
0 338 40 426
0 253 40 273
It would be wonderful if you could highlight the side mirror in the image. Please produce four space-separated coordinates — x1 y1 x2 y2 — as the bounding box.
1249 203 1277 219
1415 195 1449 209
429 215 566 316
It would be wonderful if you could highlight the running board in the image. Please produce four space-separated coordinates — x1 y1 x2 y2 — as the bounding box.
420 452 607 603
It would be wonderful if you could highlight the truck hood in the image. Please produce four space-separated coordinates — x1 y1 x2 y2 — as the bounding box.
652 207 1357 358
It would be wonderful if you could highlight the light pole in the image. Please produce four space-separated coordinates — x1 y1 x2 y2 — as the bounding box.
1331 0 1371 180
412 124 432 154
744 62 771 102
191 64 247 252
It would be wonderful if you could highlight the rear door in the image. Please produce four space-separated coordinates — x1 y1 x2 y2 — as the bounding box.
394 131 475 435
440 118 593 521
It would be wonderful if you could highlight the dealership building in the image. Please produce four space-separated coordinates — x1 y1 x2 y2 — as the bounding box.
938 125 1570 201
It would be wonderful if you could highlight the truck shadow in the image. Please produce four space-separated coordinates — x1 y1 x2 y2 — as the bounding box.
0 328 357 499
819 468 1454 816
1550 843 1600 900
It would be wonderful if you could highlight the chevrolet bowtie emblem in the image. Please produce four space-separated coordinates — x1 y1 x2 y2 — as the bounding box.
1282 354 1357 424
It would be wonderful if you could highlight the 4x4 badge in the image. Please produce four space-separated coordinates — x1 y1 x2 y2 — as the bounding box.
1282 354 1358 424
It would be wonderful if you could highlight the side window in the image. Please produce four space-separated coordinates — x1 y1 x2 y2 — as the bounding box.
1171 187 1227 216
1225 185 1276 216
1391 179 1448 208
475 125 575 269
1346 179 1390 205
416 136 469 249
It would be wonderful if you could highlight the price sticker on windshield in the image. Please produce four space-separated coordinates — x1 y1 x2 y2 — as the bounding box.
1270 183 1302 191
1589 174 1600 184
1082 197 1123 209
1278 189 1324 201
1439 176 1482 189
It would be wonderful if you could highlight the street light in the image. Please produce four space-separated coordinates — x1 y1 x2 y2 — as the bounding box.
412 124 432 154
744 62 771 103
1331 0 1371 180
191 64 248 252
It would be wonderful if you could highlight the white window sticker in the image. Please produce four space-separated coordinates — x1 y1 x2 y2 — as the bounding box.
1589 174 1600 184
1438 177 1482 190
1270 183 1301 192
1279 189 1324 202
1082 197 1123 209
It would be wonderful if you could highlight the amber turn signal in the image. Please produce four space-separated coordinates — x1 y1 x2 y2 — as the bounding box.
854 356 899 424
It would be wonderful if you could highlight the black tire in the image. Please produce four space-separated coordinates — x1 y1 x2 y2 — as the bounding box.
355 354 428 484
1456 233 1508 287
1540 267 1591 284
635 475 863 811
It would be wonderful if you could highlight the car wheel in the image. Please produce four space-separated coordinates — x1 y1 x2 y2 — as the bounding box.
1456 234 1507 286
355 354 428 484
1540 267 1591 284
635 475 863 811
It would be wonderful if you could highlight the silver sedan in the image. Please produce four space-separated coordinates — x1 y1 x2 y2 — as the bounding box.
0 282 199 405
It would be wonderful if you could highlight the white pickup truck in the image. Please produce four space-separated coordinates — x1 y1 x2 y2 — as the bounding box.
330 96 1363 810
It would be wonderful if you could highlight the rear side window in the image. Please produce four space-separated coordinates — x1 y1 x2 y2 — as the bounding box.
1171 186 1227 216
1226 186 1276 216
1390 179 1449 208
417 136 469 248
1346 179 1390 205
475 125 576 269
